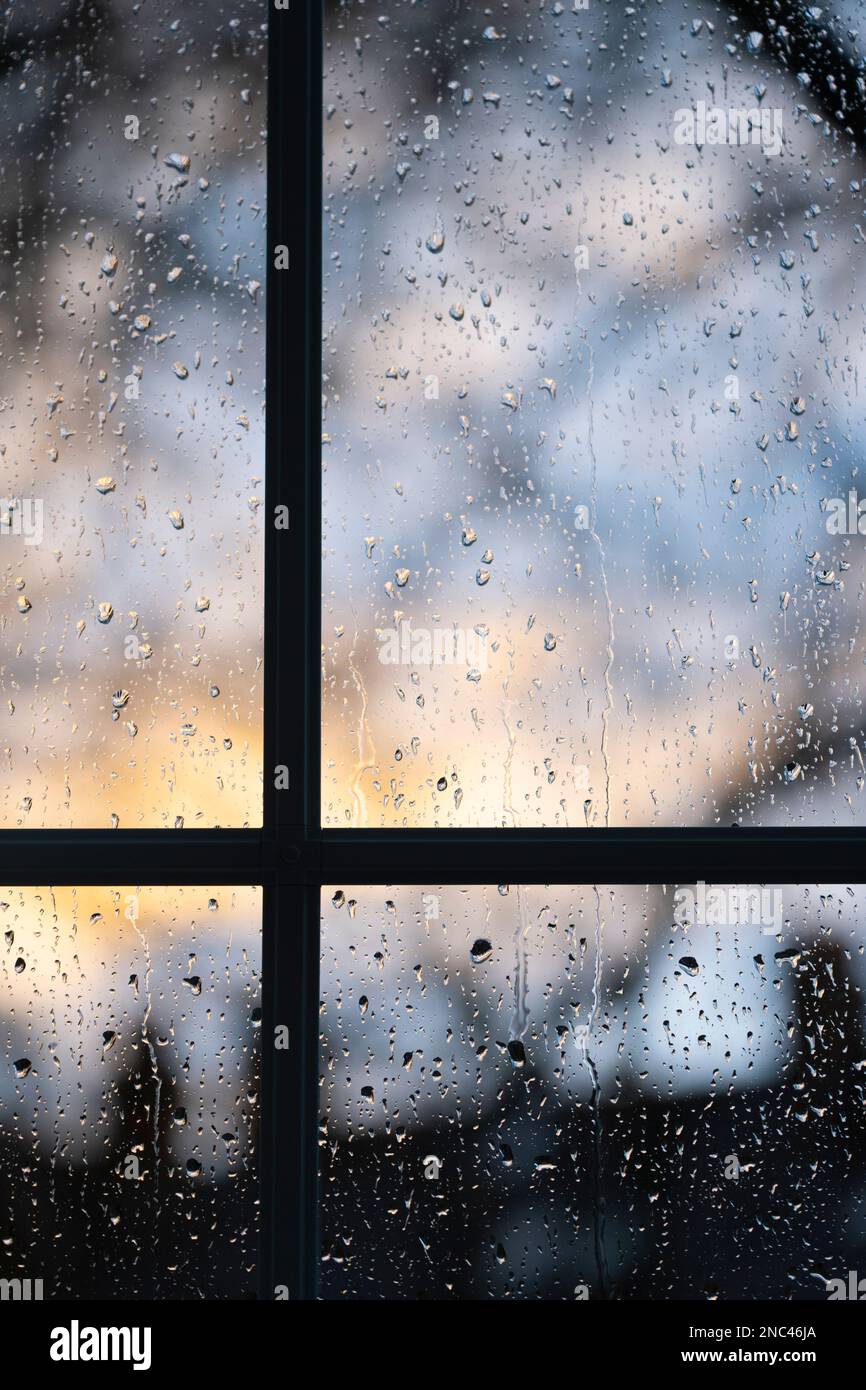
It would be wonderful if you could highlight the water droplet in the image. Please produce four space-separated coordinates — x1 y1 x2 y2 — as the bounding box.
426 220 445 254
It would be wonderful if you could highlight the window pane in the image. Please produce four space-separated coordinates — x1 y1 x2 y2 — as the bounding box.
323 1 865 827
2 3 265 827
321 884 864 1299
0 886 260 1299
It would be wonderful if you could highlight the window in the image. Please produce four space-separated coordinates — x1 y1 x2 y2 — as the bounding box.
322 0 866 831
0 886 260 1298
4 0 866 1315
1 2 265 830
320 883 866 1300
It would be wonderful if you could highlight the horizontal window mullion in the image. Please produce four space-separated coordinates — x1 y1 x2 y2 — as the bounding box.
0 830 280 884
317 828 866 886
3 826 860 886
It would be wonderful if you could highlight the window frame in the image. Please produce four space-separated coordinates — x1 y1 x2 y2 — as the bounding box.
1 0 865 1303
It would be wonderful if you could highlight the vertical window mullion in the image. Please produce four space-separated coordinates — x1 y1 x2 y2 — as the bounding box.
260 882 320 1300
261 0 323 1301
266 0 322 842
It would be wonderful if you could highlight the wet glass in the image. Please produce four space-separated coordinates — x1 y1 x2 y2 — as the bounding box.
320 883 866 1299
1 2 265 827
0 885 261 1298
322 1 866 828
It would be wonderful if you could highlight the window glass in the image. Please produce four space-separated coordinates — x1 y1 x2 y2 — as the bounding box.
1 885 260 1298
321 883 864 1298
323 1 865 827
1 2 265 827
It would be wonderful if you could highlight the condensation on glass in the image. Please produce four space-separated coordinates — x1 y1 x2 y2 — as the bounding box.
0 886 261 1298
0 3 265 827
323 1 866 827
320 884 866 1298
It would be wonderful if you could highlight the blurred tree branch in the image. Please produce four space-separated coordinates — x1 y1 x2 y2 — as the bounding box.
727 0 866 149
